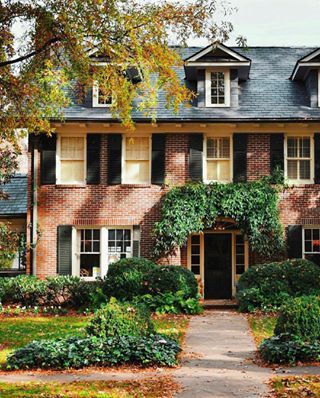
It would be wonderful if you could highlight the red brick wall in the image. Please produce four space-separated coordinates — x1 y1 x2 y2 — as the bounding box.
28 132 320 276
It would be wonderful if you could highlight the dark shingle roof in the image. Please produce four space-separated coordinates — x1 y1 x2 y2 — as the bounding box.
0 175 27 216
62 47 320 121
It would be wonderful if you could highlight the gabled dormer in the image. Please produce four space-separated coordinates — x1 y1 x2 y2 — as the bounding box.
184 42 251 108
291 48 320 108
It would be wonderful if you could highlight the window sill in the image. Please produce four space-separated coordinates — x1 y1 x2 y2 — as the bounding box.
55 184 87 189
120 183 152 188
286 181 314 187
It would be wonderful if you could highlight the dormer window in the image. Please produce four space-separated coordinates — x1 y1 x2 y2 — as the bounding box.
205 69 230 107
92 82 112 107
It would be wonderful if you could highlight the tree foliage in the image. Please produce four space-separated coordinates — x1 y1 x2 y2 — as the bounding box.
153 177 285 258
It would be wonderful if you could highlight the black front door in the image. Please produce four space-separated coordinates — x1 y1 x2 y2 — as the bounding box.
204 233 232 299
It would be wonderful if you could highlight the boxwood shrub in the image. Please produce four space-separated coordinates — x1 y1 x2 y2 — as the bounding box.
104 258 157 300
237 259 320 312
7 334 180 369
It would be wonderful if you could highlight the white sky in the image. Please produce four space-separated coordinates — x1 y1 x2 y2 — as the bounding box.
189 0 320 47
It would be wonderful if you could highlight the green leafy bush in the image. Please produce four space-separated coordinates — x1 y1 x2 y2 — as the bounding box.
104 258 157 300
86 298 154 338
275 296 320 341
2 275 47 306
259 335 320 364
143 265 198 299
7 334 180 369
237 259 320 312
134 292 203 315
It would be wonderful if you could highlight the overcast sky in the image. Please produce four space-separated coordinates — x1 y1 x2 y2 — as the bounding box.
189 0 320 47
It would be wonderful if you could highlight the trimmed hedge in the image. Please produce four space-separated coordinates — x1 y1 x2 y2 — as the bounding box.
237 259 320 312
7 334 180 369
143 265 198 299
104 258 157 300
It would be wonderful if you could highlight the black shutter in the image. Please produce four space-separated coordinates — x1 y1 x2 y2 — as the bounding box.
40 134 56 185
151 134 166 185
108 134 122 185
314 133 320 183
287 225 303 259
132 225 141 257
270 133 284 174
189 134 203 182
87 134 101 184
233 133 247 182
57 226 72 275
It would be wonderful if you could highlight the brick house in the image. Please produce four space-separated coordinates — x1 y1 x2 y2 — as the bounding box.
27 43 320 299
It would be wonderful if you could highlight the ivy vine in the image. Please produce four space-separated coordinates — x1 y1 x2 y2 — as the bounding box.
153 175 285 258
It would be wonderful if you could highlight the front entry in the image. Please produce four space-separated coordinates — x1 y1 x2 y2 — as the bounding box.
204 233 232 299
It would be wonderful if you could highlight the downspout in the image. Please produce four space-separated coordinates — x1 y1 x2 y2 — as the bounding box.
31 146 38 276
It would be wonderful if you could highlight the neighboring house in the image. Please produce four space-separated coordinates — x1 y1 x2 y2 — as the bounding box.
27 43 320 299
0 174 27 276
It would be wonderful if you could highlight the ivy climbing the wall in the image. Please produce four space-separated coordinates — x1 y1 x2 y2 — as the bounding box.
153 176 284 258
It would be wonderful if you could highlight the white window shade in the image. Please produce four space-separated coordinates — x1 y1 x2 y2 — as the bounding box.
286 136 312 182
206 137 231 182
60 137 85 184
124 137 150 183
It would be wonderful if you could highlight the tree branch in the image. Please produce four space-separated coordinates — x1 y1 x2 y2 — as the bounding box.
0 37 61 68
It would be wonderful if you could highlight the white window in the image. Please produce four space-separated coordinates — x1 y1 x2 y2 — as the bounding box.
205 69 230 107
190 235 201 276
285 136 313 184
58 136 86 184
303 227 320 265
75 227 133 279
92 82 112 107
123 137 150 184
205 137 231 182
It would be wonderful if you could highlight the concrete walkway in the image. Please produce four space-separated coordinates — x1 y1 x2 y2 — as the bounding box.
174 310 271 398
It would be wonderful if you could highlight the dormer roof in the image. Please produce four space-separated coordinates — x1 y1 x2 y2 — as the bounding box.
184 42 251 81
291 48 320 80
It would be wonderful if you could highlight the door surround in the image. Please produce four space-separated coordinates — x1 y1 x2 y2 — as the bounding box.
187 230 249 298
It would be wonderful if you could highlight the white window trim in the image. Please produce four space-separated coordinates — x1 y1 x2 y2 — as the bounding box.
92 81 112 108
121 135 152 185
302 225 320 258
56 134 87 185
284 134 314 185
203 135 233 183
73 226 133 280
205 68 231 108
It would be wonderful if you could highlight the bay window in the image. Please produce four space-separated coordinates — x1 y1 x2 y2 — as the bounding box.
58 136 86 184
286 136 313 183
206 137 231 182
123 137 150 184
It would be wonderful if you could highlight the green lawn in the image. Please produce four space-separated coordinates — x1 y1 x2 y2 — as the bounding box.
0 314 189 367
247 314 277 345
272 376 320 398
0 377 179 397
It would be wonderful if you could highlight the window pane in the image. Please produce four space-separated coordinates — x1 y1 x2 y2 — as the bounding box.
61 160 84 183
191 245 200 255
191 235 200 244
93 229 100 240
313 229 319 240
236 235 244 244
207 160 218 180
93 241 100 252
287 160 298 179
125 160 149 183
116 229 123 240
305 229 312 240
85 230 92 240
109 229 115 240
126 137 149 160
61 137 84 159
305 241 312 252
207 139 218 158
299 160 310 180
80 254 100 277
191 255 200 265
218 160 230 180
220 138 230 158
191 265 200 275
287 138 297 158
300 138 310 158
124 230 131 240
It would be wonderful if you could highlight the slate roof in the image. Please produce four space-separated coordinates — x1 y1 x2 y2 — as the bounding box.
62 47 320 122
0 175 27 217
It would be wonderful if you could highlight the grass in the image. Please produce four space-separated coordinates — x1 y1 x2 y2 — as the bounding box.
247 313 277 345
271 376 320 397
0 377 180 397
0 313 189 367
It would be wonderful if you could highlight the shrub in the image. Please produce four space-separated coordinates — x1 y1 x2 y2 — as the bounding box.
237 259 320 312
259 335 320 364
86 298 154 338
4 275 47 306
7 334 180 369
104 258 157 300
134 292 203 315
274 296 320 341
143 266 198 299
